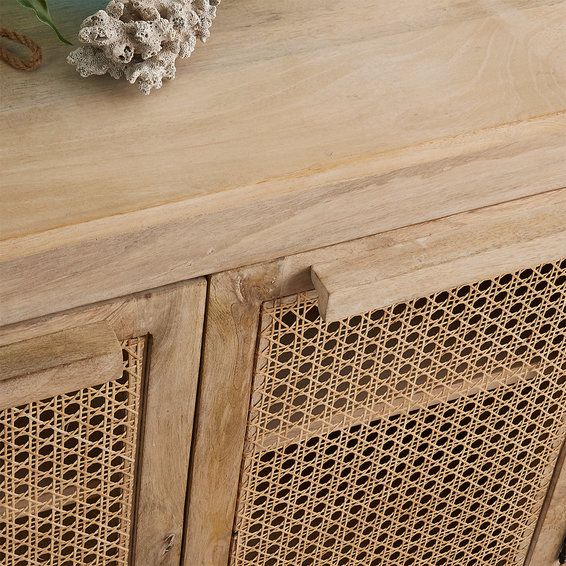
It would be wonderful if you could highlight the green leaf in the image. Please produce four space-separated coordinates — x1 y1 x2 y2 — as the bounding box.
16 0 72 44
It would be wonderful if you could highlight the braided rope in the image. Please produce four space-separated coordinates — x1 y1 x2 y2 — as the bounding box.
0 27 42 71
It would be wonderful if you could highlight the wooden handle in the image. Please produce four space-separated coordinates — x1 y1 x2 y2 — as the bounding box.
311 195 566 322
0 321 123 410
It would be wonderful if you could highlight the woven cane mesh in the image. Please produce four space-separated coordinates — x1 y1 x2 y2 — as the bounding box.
0 337 146 566
231 259 566 566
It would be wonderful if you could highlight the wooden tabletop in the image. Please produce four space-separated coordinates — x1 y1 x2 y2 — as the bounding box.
1 0 566 324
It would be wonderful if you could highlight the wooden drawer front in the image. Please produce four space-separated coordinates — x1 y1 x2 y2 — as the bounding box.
1 337 145 566
229 260 566 566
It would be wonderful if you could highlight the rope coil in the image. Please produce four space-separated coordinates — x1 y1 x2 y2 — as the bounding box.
0 27 42 71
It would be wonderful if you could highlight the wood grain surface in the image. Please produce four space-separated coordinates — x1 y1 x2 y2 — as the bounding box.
183 268 280 566
312 189 566 321
0 322 122 409
2 0 566 238
1 0 565 324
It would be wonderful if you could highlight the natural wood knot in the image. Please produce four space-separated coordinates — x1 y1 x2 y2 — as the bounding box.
0 27 43 71
162 533 175 554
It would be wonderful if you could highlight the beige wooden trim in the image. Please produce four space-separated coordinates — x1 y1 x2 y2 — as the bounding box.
0 280 207 566
311 190 566 321
1 116 565 327
183 267 281 566
526 441 566 566
0 322 122 410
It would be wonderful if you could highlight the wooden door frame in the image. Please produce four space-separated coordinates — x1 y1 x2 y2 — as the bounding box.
183 261 308 566
0 279 207 566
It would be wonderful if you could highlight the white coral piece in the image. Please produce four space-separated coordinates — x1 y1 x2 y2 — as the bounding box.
67 0 220 94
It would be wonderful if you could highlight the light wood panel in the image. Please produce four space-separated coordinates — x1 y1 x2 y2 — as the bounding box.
312 190 566 321
1 0 566 324
0 322 122 410
1 116 565 326
183 267 280 566
0 280 207 566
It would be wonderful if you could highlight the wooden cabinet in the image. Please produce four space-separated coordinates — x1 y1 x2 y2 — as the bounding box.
0 281 206 566
1 198 564 566
184 195 566 566
2 3 566 564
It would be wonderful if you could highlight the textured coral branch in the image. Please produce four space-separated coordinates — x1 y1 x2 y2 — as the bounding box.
67 0 220 94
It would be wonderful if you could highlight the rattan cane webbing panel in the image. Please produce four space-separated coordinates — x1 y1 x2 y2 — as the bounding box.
231 260 566 566
0 337 146 566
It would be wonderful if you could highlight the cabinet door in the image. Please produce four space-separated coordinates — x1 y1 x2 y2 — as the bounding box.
0 280 206 566
184 193 566 565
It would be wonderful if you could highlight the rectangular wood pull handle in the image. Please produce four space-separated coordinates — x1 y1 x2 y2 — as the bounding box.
311 196 566 322
0 321 123 410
